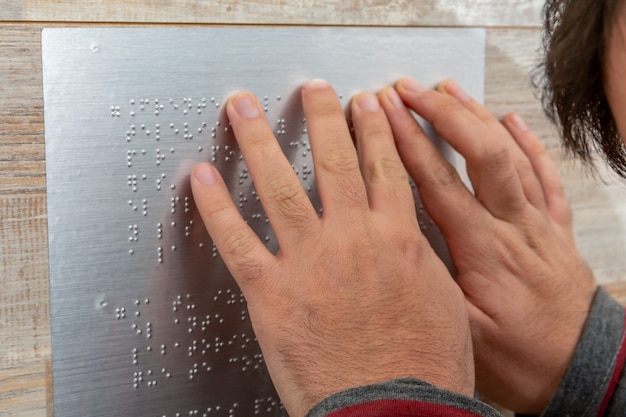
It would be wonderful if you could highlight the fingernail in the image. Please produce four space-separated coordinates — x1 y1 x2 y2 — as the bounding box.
444 80 471 102
401 78 427 93
356 92 380 112
510 112 529 131
232 95 260 119
195 163 217 185
385 87 404 109
303 79 330 90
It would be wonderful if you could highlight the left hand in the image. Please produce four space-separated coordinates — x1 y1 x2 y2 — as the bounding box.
379 78 597 414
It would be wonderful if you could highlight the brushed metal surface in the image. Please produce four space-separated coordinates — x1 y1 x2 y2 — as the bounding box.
43 28 485 417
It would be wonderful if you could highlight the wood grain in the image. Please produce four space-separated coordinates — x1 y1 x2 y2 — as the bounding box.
0 0 544 27
0 195 50 417
0 1 20 21
0 20 625 416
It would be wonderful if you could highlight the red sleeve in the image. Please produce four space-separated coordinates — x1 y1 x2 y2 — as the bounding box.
597 309 626 417
326 399 493 417
304 378 502 417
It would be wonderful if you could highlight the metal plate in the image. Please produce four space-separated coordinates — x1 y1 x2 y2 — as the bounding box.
43 28 485 417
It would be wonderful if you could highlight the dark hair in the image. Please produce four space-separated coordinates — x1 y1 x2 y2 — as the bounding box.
535 0 626 178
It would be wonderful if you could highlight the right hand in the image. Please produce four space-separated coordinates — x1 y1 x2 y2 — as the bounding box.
379 78 598 414
191 80 475 417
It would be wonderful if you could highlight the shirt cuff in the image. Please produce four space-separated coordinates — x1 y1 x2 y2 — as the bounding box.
305 378 502 417
539 286 626 417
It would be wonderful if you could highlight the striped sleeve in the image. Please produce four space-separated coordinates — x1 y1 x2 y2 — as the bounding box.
539 287 626 417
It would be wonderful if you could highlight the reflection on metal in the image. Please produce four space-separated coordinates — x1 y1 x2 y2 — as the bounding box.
43 28 485 417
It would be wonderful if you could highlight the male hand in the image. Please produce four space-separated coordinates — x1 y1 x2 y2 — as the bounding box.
191 80 474 417
379 78 597 414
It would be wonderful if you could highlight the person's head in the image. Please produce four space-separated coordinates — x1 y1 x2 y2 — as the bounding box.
536 0 626 178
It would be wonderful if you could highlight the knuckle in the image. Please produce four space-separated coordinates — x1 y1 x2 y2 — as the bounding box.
433 101 467 128
483 146 513 175
476 107 498 125
430 161 460 188
264 174 308 217
220 225 262 272
516 160 536 181
265 176 303 206
366 157 408 184
415 155 459 189
408 122 427 139
318 147 360 176
264 178 316 230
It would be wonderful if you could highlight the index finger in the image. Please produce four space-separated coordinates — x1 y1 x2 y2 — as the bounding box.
395 78 528 220
379 86 488 243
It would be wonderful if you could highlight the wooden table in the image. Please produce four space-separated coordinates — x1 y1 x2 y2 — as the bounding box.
1 1 625 416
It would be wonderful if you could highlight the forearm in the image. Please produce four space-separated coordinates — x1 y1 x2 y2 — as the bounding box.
306 378 502 417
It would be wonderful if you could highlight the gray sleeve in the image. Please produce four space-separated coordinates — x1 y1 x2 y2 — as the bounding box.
305 378 503 417
538 286 626 417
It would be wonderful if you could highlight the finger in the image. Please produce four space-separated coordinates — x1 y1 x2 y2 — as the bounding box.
226 93 320 250
190 163 275 294
395 77 527 220
351 91 414 216
379 86 488 243
438 79 547 211
503 112 572 227
302 79 369 217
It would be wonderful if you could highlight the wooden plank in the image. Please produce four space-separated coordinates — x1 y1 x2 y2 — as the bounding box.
0 194 50 417
0 26 46 197
0 361 50 417
14 0 544 27
0 1 21 21
606 281 626 306
0 27 49 407
0 194 50 366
